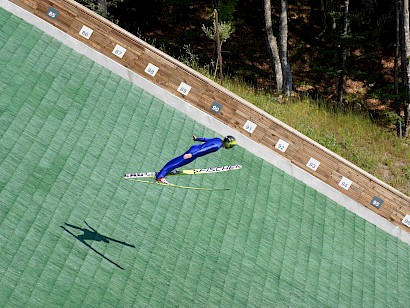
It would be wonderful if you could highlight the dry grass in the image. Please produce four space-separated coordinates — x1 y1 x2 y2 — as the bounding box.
209 74 410 196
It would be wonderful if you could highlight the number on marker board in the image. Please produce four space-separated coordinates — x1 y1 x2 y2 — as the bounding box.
177 82 191 95
275 139 289 153
112 44 126 58
145 63 159 77
79 25 93 39
306 157 320 171
370 196 384 209
243 120 256 134
46 7 59 19
402 214 410 227
338 176 353 190
210 101 223 114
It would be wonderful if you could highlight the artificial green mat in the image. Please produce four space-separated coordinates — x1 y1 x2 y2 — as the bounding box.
0 8 409 307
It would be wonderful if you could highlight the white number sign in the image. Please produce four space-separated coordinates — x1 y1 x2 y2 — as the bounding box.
79 25 93 39
402 214 410 227
112 44 126 58
243 120 257 134
145 63 159 77
177 82 191 95
338 176 353 190
275 139 289 153
306 157 320 171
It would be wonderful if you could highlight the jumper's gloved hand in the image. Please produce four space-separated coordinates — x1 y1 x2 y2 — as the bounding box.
192 135 197 141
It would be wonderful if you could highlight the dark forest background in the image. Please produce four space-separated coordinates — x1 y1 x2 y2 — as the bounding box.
77 0 403 122
106 1 397 107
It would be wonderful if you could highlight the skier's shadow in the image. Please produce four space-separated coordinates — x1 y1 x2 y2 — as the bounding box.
61 221 135 270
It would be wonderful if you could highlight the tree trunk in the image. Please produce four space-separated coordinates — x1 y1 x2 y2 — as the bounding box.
329 0 337 30
279 0 292 95
406 103 410 137
403 0 410 136
337 0 349 108
214 9 224 85
98 0 108 17
395 0 402 136
264 0 283 92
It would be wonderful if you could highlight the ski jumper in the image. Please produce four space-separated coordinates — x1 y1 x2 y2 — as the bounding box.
156 137 223 179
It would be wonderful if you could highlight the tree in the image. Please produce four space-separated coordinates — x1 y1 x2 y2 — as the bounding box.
77 0 123 21
279 0 292 95
213 0 239 22
263 0 292 95
402 0 410 136
202 15 234 83
98 0 107 16
395 0 402 136
337 0 350 108
202 1 236 85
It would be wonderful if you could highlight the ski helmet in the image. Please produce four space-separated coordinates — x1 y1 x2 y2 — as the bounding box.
223 135 236 149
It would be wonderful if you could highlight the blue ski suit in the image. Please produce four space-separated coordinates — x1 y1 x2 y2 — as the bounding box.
156 137 223 179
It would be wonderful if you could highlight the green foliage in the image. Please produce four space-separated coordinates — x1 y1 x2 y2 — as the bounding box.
201 20 235 46
179 45 201 70
77 0 124 12
368 109 403 128
317 134 341 152
403 165 410 181
383 110 403 126
216 0 239 22
77 0 123 22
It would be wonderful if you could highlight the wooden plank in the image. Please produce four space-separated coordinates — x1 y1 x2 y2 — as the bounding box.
10 0 38 12
54 0 82 16
200 90 237 119
53 9 76 30
143 48 177 70
28 2 74 33
74 15 111 35
110 31 146 54
357 189 395 218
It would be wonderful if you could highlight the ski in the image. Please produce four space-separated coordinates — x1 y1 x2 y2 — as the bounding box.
123 164 242 179
123 178 230 191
